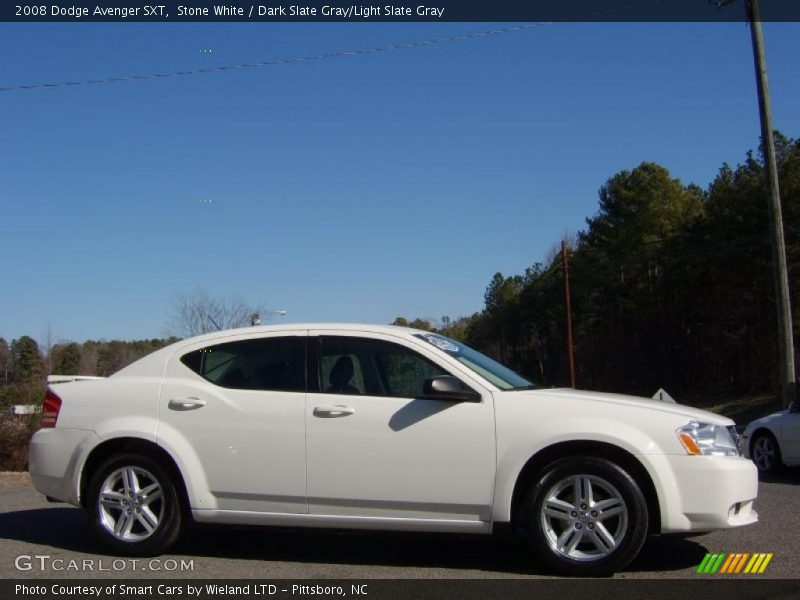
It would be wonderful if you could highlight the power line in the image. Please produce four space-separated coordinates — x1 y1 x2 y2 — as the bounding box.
583 237 767 260
511 235 770 289
518 237 770 286
0 23 554 93
0 0 667 94
569 239 769 273
574 225 771 257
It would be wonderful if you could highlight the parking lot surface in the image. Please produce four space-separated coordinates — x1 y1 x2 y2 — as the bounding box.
1 471 797 579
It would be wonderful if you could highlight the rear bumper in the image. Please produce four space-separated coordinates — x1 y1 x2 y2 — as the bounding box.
653 454 758 533
28 428 98 506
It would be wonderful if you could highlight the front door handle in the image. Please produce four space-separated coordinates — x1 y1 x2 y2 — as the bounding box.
313 405 355 418
168 397 206 411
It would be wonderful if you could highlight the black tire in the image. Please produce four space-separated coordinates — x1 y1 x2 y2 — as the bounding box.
750 431 783 475
523 456 649 576
86 453 182 556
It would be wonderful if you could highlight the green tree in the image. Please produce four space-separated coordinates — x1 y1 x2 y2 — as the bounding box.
462 136 800 401
439 316 471 342
96 341 132 376
407 318 434 332
582 162 704 250
482 272 525 365
10 336 43 384
54 343 82 375
0 337 9 385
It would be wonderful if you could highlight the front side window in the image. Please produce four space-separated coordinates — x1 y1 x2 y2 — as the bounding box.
318 336 450 398
180 336 305 392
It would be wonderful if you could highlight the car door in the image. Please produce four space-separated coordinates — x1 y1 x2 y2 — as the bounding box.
158 332 308 514
305 330 496 523
782 405 800 462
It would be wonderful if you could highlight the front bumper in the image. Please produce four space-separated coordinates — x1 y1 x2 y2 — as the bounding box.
28 427 98 506
652 454 758 533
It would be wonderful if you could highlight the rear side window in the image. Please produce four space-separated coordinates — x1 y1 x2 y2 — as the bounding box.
180 337 305 392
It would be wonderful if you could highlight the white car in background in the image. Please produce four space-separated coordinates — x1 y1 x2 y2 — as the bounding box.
743 402 800 473
29 324 757 575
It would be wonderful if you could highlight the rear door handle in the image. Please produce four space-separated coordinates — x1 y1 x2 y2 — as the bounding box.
168 397 206 411
313 405 355 418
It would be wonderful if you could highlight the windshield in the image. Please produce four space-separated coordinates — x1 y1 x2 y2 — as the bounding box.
414 332 536 391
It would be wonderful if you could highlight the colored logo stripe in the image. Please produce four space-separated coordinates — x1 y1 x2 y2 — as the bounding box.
758 554 774 573
734 553 750 573
698 553 773 574
719 554 736 573
696 553 712 573
719 553 746 573
697 553 726 573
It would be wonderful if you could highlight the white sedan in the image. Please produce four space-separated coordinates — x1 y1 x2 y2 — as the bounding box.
29 323 757 575
743 403 800 473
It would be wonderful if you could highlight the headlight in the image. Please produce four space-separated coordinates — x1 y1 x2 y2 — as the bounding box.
677 421 741 457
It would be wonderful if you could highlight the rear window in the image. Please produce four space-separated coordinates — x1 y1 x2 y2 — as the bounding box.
180 336 305 392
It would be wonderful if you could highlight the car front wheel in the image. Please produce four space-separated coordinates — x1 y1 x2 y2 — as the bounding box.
524 456 649 576
86 453 182 556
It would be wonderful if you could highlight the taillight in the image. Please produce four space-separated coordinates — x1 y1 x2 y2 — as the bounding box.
41 389 62 428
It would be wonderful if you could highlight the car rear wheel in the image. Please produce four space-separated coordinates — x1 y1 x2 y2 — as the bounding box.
86 453 182 556
523 456 648 576
751 432 782 474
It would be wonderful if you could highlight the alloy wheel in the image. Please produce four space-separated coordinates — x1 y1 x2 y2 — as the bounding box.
98 466 164 542
752 436 776 471
540 474 629 561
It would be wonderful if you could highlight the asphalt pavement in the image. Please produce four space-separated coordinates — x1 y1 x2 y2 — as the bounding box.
0 470 797 579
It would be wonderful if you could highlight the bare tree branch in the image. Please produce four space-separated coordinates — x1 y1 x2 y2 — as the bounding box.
707 0 738 8
166 289 270 338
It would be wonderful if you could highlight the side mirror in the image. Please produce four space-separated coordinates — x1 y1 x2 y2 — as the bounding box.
423 376 481 403
790 401 800 414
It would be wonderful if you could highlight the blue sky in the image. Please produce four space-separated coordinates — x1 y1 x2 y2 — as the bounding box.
1 21 798 344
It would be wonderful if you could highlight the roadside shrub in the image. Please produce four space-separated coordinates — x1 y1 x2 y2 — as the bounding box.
0 415 39 471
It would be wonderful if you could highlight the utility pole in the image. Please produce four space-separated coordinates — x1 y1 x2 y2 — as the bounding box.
562 240 576 388
745 0 796 408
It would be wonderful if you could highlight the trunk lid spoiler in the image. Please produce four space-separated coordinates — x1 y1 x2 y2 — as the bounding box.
47 375 105 384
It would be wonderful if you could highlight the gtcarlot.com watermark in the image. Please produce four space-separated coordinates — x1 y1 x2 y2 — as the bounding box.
15 554 194 572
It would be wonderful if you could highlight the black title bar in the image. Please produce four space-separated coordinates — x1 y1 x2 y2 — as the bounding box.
5 579 800 600
5 0 800 22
